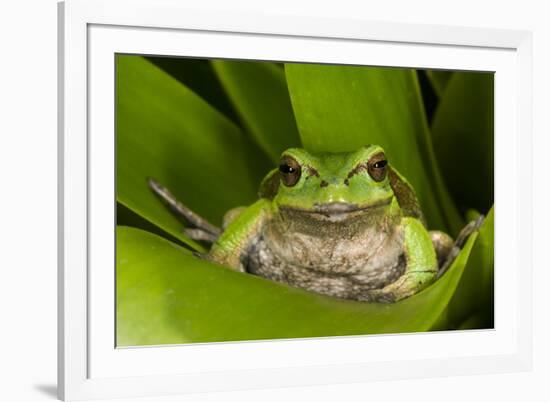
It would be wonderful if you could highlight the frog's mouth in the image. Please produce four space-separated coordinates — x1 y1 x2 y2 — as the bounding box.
280 197 393 221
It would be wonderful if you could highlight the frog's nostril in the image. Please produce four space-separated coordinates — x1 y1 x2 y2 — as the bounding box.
320 180 329 188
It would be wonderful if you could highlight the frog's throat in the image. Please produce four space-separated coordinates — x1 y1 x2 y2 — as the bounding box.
277 196 394 222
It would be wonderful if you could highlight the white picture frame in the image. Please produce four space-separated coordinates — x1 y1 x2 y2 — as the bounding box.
58 0 533 400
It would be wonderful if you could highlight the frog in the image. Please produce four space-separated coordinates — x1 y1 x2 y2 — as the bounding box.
148 144 482 303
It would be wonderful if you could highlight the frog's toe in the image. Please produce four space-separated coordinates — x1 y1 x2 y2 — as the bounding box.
437 214 486 278
191 251 209 261
455 215 485 248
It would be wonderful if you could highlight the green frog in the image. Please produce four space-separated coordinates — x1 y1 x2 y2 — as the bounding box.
149 145 481 303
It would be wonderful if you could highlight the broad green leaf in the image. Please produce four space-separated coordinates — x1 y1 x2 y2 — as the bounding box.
116 202 199 251
285 63 462 235
212 60 301 162
117 226 476 346
431 72 494 213
426 70 454 98
116 55 271 249
146 56 240 123
446 206 494 329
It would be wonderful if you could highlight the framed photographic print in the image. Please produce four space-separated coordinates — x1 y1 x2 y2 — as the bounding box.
58 0 533 400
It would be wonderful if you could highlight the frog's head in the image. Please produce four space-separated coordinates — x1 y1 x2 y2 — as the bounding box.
262 145 398 219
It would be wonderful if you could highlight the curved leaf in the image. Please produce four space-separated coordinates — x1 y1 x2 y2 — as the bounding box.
116 55 271 249
431 72 494 212
446 206 494 328
116 226 477 346
116 202 196 251
285 63 462 234
212 60 301 162
146 56 240 123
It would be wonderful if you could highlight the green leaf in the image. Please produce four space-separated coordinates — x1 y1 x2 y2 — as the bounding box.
212 60 301 162
446 206 494 329
285 63 462 235
116 55 271 249
116 226 477 346
431 72 494 212
116 202 194 250
425 70 454 98
146 56 241 124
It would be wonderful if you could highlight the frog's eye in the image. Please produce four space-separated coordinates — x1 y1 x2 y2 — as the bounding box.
279 155 302 187
367 152 388 182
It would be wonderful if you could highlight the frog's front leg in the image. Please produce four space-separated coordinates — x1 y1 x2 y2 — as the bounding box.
370 217 439 303
207 199 272 272
222 206 247 229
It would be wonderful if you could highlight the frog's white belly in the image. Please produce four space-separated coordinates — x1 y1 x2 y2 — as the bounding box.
243 213 406 301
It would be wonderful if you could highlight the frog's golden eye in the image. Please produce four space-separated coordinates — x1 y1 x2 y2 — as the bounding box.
367 152 388 182
279 155 302 187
